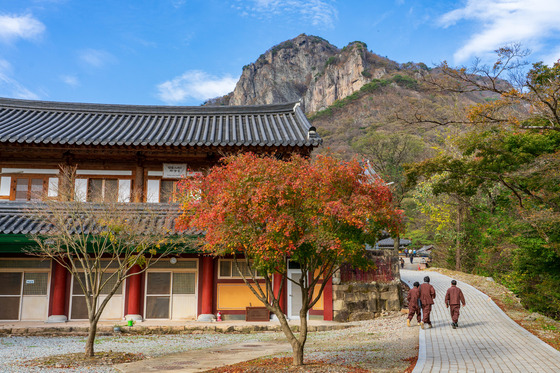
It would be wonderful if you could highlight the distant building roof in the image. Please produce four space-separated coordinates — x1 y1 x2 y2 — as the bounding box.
0 98 321 149
374 237 412 249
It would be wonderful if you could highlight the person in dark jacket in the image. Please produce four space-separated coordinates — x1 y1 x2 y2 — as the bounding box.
445 280 466 329
419 276 436 328
407 281 421 327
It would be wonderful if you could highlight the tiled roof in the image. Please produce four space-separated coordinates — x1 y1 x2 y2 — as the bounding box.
0 202 201 236
0 97 321 148
376 237 412 248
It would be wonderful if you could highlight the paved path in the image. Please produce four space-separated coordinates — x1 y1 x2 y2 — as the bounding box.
401 270 560 373
115 341 291 372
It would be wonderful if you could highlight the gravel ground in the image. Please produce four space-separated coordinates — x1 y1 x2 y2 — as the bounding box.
0 333 279 372
1 312 418 372
302 312 418 371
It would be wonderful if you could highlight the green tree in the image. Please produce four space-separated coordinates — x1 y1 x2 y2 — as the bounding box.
403 47 560 318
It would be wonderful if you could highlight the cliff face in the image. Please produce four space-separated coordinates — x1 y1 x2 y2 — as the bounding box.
217 34 399 113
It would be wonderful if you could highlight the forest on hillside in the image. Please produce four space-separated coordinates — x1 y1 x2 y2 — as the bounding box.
214 35 560 320
342 46 560 320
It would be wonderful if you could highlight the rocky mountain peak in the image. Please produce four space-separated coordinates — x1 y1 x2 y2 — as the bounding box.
207 34 399 113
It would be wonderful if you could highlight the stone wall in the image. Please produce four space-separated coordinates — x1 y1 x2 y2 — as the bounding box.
332 280 402 322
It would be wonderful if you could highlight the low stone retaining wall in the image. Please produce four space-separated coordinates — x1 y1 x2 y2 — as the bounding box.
333 281 402 322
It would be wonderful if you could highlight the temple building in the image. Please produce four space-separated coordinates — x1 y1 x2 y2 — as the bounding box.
0 97 329 323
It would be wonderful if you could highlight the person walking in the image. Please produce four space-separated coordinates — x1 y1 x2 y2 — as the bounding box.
445 280 466 329
409 252 414 264
407 281 422 327
419 276 436 328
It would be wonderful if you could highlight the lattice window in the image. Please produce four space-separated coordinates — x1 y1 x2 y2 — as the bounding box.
23 273 48 296
172 272 196 294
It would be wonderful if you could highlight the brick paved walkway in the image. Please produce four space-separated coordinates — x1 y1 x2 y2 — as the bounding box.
401 270 560 373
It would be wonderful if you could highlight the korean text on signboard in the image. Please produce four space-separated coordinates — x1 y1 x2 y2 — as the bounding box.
163 164 187 179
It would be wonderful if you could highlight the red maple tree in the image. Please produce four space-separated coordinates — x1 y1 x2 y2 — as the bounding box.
177 153 402 366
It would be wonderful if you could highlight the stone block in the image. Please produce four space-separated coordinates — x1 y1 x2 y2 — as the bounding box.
333 310 350 322
333 299 345 311
349 311 374 322
347 300 368 312
367 299 378 313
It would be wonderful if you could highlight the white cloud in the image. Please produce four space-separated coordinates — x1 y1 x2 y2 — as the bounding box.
540 46 560 66
439 0 560 63
0 58 39 99
79 49 116 68
235 0 338 28
157 70 238 104
61 74 79 87
0 14 45 43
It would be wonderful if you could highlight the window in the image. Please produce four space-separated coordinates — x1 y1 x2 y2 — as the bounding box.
12 177 47 201
218 259 263 278
160 180 179 203
70 271 123 320
87 179 118 202
0 272 22 320
146 179 181 203
74 177 131 202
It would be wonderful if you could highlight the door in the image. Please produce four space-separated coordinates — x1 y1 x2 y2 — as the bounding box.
0 272 49 321
287 269 304 320
144 271 197 320
70 272 124 320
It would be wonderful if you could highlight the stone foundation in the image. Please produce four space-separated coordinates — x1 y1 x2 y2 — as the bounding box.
333 281 402 322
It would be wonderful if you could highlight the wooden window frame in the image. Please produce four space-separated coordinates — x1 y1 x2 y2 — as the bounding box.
9 175 51 201
218 259 264 279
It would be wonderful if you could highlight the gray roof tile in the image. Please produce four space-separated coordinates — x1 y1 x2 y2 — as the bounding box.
0 98 321 148
0 202 201 236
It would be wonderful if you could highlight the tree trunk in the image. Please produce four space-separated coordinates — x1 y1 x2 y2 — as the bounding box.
292 340 305 366
85 319 98 357
270 303 304 366
292 308 308 366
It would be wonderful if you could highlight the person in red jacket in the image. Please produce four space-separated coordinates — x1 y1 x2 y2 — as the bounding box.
407 281 421 327
419 276 436 328
445 280 466 329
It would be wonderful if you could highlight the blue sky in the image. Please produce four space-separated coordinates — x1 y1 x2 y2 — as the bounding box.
1 0 560 106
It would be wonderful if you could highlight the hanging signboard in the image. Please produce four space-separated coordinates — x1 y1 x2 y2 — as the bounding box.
163 164 187 179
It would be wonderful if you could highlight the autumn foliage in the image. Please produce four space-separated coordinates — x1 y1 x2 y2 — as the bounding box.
177 153 401 272
176 152 402 366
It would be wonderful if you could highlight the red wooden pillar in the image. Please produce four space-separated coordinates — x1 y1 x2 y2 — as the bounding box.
48 260 68 322
273 273 286 314
125 264 143 321
198 256 215 321
323 276 333 321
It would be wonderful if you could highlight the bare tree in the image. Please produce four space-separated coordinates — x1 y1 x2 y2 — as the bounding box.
27 168 186 357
